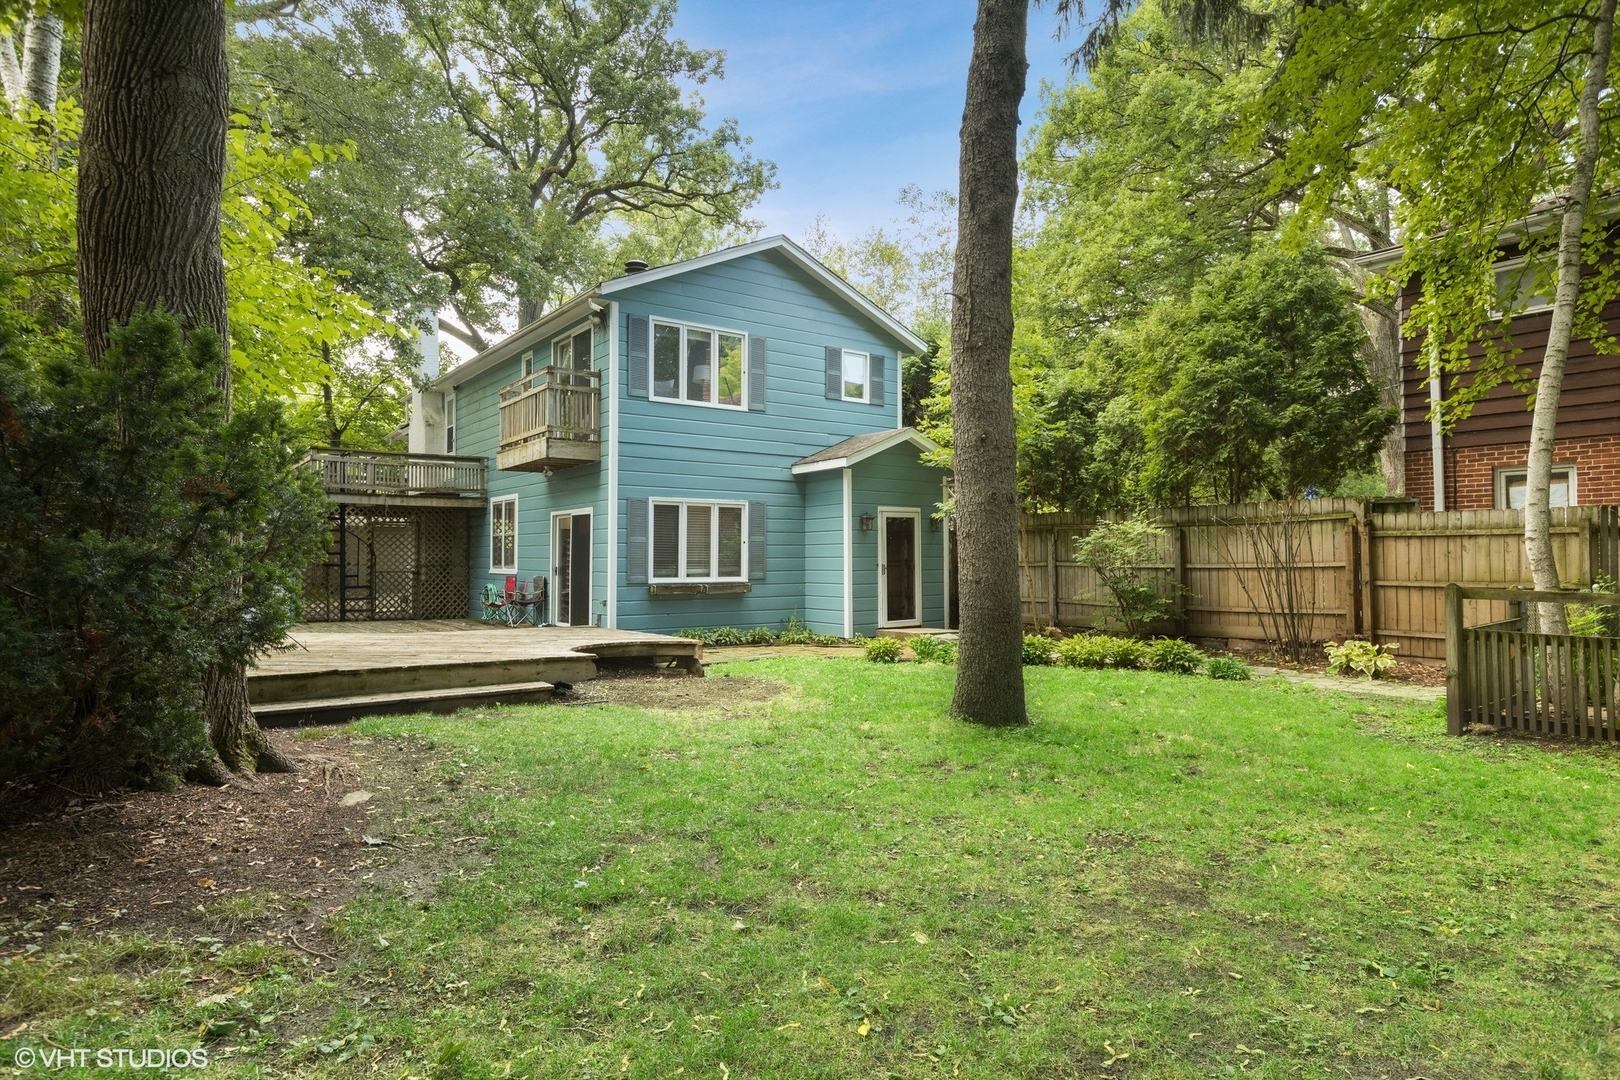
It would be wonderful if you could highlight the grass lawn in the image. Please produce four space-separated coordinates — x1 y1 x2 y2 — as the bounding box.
5 658 1620 1078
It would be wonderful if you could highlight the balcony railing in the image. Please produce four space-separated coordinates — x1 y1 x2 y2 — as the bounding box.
497 365 601 472
307 448 487 507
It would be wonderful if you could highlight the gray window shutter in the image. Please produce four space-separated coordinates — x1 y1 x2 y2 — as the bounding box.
628 315 649 398
748 500 767 580
825 346 842 399
748 336 767 411
626 498 649 584
870 353 885 407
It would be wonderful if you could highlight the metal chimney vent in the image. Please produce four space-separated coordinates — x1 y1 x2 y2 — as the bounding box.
623 259 649 274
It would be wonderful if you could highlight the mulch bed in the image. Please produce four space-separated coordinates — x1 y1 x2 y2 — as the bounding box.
0 734 377 944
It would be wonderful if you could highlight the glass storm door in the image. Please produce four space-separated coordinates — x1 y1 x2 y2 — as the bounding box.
880 511 920 626
553 512 592 626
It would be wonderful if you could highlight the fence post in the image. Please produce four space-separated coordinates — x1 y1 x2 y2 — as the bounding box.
1445 582 1463 736
1171 524 1188 632
1362 512 1377 644
1049 527 1060 627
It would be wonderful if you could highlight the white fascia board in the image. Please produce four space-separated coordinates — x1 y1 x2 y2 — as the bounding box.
842 467 854 639
430 292 600 392
599 234 929 355
606 300 620 628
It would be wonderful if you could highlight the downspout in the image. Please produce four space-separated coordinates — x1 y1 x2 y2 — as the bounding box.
1429 369 1446 511
606 300 620 628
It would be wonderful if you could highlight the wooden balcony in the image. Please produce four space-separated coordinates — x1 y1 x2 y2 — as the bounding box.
497 365 601 472
307 448 487 508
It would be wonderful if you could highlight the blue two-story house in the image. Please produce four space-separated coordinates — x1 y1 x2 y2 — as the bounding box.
406 235 951 638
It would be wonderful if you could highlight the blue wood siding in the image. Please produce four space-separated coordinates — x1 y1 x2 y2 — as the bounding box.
452 317 610 622
801 470 846 636
849 444 947 634
611 249 915 633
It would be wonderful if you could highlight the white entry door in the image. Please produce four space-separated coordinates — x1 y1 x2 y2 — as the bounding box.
878 508 922 627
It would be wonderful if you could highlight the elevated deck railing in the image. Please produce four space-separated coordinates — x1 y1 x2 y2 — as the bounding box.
306 448 487 503
1446 584 1620 742
498 366 601 451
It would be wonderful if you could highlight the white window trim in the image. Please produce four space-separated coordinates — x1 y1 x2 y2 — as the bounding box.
490 495 518 574
648 498 749 582
552 324 594 369
649 317 750 410
877 506 924 628
444 390 456 455
841 348 870 403
1495 464 1577 510
1490 256 1555 317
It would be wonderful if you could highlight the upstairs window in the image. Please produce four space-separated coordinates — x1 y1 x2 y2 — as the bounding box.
841 349 869 402
1492 258 1555 316
1497 466 1575 510
651 319 746 408
650 500 745 581
444 392 456 454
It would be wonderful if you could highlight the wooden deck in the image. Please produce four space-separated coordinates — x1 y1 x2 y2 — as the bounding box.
249 620 702 725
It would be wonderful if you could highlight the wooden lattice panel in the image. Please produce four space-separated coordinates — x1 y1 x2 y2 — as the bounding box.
301 507 470 622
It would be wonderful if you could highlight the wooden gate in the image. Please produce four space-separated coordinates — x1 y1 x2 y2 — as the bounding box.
1445 584 1620 742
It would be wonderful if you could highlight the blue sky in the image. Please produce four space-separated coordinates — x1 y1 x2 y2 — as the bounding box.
669 1 1080 242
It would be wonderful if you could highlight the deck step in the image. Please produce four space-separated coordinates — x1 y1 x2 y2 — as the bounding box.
247 655 595 704
252 680 554 727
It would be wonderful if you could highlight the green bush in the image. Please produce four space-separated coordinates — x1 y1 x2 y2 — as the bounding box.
779 614 844 645
0 314 329 789
677 627 715 645
1144 638 1204 674
709 626 747 647
1022 633 1059 666
744 626 778 645
910 635 958 664
1324 638 1398 679
1056 634 1146 670
1073 518 1179 635
862 637 904 663
1204 656 1252 681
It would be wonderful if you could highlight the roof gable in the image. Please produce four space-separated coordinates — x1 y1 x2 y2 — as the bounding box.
600 235 927 354
791 427 942 474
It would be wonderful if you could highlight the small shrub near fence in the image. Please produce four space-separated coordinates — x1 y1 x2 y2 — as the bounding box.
1022 634 1059 666
1205 657 1252 680
1145 638 1204 674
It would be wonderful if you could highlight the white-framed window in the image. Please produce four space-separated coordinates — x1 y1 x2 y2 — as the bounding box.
1492 258 1555 317
490 495 518 572
650 499 746 581
1496 465 1576 510
444 392 456 454
553 326 594 371
650 319 746 408
841 349 869 402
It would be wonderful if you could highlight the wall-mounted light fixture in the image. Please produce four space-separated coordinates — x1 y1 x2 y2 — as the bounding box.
860 513 874 532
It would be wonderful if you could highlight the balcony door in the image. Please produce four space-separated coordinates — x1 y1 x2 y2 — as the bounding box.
551 509 593 627
879 508 921 628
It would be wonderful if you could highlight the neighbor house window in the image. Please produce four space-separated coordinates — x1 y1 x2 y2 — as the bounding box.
650 319 746 408
444 392 456 454
1492 258 1555 316
491 496 518 572
553 326 594 371
841 349 869 402
1497 466 1575 510
650 500 745 581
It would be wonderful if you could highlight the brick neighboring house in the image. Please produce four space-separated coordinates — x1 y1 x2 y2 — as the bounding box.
1355 212 1620 512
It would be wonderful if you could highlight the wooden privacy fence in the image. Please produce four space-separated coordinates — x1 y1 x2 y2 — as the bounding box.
1020 500 1620 660
1446 585 1620 742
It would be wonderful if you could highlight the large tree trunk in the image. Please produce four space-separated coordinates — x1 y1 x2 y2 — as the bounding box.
19 9 62 113
1525 0 1615 634
79 0 293 780
949 0 1028 727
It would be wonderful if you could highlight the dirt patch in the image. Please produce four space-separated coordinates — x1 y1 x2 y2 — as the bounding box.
703 643 862 662
565 671 787 713
0 731 472 951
